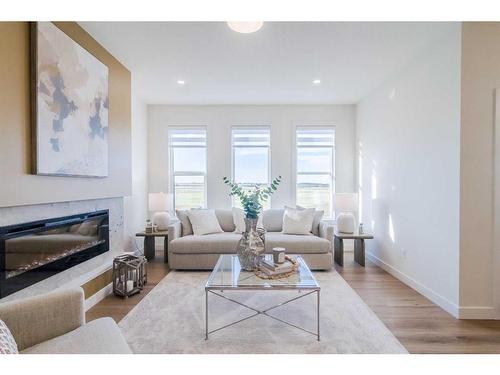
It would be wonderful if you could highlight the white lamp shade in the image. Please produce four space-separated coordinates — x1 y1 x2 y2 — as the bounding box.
227 21 263 33
148 192 173 212
334 193 359 213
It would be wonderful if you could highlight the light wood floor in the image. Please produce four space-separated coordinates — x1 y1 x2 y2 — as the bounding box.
86 251 500 354
86 253 170 323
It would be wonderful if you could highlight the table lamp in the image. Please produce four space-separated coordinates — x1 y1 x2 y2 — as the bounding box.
149 192 173 231
334 193 359 234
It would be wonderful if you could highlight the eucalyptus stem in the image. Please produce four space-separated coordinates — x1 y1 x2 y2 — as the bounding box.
223 176 282 219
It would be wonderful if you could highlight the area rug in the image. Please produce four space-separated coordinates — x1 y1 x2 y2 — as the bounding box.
119 270 408 354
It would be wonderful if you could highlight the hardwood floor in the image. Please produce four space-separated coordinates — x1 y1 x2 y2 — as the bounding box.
86 251 500 354
336 254 500 354
86 252 170 323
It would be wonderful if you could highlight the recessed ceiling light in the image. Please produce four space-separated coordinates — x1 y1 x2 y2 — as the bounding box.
177 80 185 86
313 79 321 86
227 21 263 34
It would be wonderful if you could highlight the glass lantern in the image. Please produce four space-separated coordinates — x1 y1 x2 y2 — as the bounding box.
112 254 147 298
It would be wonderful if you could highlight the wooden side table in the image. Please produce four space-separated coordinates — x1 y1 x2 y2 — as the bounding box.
334 230 374 267
135 231 169 263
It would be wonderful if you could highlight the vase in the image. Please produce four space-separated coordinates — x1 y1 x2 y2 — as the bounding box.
236 217 265 271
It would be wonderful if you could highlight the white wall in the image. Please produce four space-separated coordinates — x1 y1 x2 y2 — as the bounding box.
123 85 149 252
148 105 356 212
356 26 462 316
460 23 500 319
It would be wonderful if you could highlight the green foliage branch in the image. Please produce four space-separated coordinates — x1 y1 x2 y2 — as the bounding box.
223 176 282 219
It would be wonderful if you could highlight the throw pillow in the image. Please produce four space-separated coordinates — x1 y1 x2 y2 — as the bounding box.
0 319 18 354
176 210 193 236
262 209 285 232
232 207 263 234
187 209 224 236
282 206 316 235
296 205 324 235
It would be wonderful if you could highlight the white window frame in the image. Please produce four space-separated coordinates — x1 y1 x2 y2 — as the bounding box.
168 126 208 210
293 124 336 218
231 125 272 207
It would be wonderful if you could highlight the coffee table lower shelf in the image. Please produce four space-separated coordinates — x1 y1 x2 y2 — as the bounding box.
205 287 321 341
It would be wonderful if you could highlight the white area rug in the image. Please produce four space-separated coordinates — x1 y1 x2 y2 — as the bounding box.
119 271 408 354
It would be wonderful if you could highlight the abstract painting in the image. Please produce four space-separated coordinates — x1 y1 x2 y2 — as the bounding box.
32 22 109 177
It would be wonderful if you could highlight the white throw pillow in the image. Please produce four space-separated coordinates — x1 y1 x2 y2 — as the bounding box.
0 319 18 354
296 205 324 235
186 209 224 236
232 207 264 234
282 206 316 235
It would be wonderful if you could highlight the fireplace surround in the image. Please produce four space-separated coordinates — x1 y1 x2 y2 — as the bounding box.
0 210 109 298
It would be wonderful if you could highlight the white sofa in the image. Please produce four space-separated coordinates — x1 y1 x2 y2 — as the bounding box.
168 209 334 270
0 288 131 354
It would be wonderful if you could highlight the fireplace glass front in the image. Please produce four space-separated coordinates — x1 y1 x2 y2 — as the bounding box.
0 210 109 298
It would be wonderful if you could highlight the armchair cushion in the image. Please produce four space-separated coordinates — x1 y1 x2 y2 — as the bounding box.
0 288 84 351
21 317 131 354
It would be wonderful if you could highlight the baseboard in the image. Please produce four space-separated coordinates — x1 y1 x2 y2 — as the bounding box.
366 252 460 318
84 282 113 311
458 306 496 319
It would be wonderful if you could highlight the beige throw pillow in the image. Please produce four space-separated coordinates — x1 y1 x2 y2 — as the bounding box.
282 206 316 235
0 319 18 354
187 209 224 236
262 209 285 232
176 210 193 236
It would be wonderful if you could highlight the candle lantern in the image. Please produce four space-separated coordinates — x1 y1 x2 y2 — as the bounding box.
112 254 147 298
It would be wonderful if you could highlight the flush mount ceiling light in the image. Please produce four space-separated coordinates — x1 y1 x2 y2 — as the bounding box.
227 21 263 34
177 80 186 86
313 79 321 86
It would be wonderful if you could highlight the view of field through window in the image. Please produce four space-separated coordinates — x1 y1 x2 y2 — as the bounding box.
169 126 334 214
232 127 271 210
169 128 207 210
296 127 335 217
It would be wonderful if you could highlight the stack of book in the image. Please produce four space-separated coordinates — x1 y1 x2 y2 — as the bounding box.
259 258 294 276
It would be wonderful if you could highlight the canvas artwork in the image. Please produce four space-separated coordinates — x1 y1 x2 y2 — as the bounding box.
33 22 109 177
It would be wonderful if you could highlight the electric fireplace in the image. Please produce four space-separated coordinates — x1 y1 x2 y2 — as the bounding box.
0 210 109 298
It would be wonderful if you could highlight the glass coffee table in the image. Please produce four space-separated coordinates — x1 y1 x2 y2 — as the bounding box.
205 254 321 341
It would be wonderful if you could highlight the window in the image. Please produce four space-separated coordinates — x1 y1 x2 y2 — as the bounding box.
296 127 335 217
168 127 207 210
231 127 271 208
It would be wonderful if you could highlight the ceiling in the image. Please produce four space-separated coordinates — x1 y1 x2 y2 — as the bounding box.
79 22 455 105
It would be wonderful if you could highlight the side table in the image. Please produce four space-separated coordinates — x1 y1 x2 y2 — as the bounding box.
334 230 374 267
135 231 168 263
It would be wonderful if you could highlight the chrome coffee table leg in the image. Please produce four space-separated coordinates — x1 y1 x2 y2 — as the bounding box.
205 289 208 340
317 290 320 341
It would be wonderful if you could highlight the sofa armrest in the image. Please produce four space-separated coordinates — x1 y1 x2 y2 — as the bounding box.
319 221 334 247
168 221 182 244
0 288 85 351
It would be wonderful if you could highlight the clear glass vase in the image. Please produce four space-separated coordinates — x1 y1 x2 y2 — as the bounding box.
236 217 265 271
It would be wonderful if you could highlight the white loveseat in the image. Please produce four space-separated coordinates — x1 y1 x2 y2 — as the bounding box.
167 209 334 270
